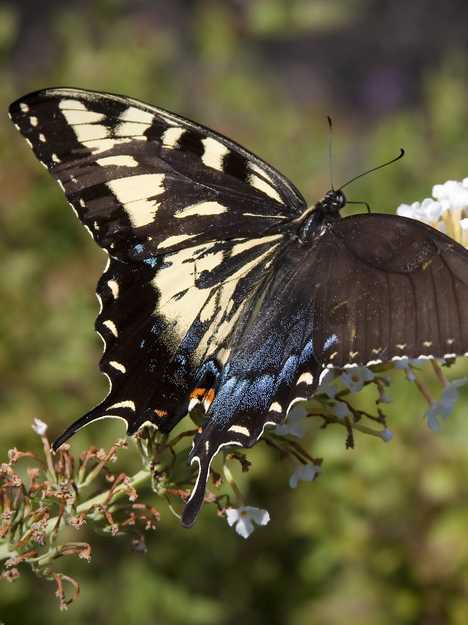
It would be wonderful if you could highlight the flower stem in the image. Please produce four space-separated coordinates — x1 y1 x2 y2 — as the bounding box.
0 469 151 562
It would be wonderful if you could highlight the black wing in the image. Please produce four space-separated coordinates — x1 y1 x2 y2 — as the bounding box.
182 242 322 525
9 88 307 524
9 87 305 261
310 213 468 367
181 213 468 524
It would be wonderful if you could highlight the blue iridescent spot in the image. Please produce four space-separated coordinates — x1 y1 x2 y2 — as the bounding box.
133 243 144 255
175 353 187 366
278 355 298 384
323 334 338 351
144 256 158 268
299 338 314 363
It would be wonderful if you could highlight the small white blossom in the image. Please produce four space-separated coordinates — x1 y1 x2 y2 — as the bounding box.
318 369 338 399
289 463 321 488
397 198 443 223
425 378 468 432
225 506 270 539
32 418 48 436
275 406 307 438
432 180 468 212
380 428 393 442
341 367 375 393
332 401 350 419
397 177 468 246
393 356 426 381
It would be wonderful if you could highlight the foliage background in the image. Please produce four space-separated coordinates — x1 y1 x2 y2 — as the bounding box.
1 1 468 623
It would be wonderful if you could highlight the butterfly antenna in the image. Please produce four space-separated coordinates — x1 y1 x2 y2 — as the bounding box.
338 148 405 191
327 115 335 190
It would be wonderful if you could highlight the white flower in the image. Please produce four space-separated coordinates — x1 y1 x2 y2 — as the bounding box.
380 428 393 442
397 178 468 245
275 406 307 438
332 401 350 420
341 367 375 393
393 356 426 381
225 506 270 539
289 463 321 488
425 378 468 432
317 369 338 399
32 418 48 436
397 198 443 223
433 180 468 212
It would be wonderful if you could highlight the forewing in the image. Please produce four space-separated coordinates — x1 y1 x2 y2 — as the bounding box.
9 88 305 261
311 214 468 367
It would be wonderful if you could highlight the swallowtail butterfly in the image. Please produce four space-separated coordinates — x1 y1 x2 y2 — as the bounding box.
9 88 468 527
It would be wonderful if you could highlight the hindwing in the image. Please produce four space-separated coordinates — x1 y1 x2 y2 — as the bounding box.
311 214 468 367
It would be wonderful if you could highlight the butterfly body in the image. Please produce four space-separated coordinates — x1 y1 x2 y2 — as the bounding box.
9 88 468 527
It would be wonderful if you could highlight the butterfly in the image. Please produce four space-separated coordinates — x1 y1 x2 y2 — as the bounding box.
9 88 468 527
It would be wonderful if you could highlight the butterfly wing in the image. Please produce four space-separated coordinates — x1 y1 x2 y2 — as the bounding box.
10 88 308 523
172 211 468 527
311 213 468 367
51 232 287 450
182 241 323 525
9 87 305 263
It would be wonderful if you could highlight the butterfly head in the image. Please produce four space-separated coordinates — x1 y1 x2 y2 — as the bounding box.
316 189 347 217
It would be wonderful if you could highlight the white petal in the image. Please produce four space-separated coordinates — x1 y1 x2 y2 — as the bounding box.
275 410 306 438
226 508 241 527
245 506 270 526
397 203 417 218
289 464 320 488
381 428 393 442
32 418 48 436
427 409 440 432
235 518 254 539
289 472 300 489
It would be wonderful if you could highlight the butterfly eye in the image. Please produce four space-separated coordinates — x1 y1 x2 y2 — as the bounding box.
334 191 346 207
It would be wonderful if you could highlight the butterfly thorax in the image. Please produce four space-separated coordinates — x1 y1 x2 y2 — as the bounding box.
298 189 346 242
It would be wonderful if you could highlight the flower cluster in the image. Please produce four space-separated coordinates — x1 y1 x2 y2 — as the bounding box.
397 178 468 246
0 423 161 610
425 378 468 431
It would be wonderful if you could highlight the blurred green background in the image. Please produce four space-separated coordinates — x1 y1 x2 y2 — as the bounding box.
2 1 468 623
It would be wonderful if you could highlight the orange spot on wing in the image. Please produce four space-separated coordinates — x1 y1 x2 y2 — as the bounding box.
190 387 207 399
204 388 215 407
190 387 216 409
154 409 168 418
